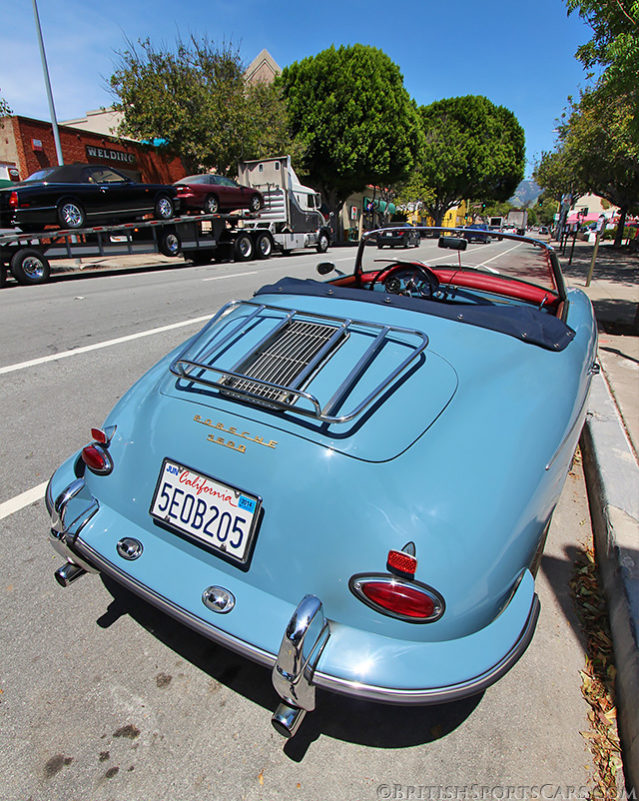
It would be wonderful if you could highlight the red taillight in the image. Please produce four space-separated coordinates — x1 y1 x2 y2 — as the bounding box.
91 427 107 444
362 581 435 618
9 191 18 208
350 575 444 623
387 549 417 577
81 444 112 474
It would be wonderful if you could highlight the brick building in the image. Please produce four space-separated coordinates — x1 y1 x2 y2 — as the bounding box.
0 114 186 184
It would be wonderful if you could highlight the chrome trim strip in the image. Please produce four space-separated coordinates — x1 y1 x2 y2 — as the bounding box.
349 572 445 623
45 475 55 515
73 537 276 669
545 385 591 471
314 594 540 704
71 535 540 705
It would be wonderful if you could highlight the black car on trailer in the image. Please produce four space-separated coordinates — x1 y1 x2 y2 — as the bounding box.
0 164 179 232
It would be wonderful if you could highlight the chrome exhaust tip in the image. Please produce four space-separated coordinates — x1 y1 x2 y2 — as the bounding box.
271 702 307 738
54 562 86 587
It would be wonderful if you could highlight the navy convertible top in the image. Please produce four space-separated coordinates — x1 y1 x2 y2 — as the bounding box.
254 277 575 352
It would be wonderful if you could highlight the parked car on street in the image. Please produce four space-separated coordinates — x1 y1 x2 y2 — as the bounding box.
377 222 420 248
46 226 597 738
174 174 263 214
0 163 178 231
462 223 492 243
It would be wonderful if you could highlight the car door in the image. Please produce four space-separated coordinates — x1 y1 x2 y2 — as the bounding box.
87 166 141 219
207 176 230 208
225 176 249 208
76 167 105 218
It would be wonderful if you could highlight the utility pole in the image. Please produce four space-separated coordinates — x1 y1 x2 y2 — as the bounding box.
32 0 64 165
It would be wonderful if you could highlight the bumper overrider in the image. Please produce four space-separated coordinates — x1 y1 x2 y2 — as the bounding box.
46 473 540 738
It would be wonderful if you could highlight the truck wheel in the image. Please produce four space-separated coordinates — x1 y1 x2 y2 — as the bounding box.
158 230 181 257
316 232 330 253
254 232 273 259
204 195 219 214
10 247 51 285
233 233 254 261
154 195 175 220
57 200 86 229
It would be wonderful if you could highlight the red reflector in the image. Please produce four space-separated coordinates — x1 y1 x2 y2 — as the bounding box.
387 549 417 576
9 191 18 208
91 427 107 444
81 444 110 473
360 581 436 619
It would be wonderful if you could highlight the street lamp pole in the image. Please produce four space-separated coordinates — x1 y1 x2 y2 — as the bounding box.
32 0 64 165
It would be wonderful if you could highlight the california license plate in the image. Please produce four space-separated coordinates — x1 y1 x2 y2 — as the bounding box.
150 458 261 564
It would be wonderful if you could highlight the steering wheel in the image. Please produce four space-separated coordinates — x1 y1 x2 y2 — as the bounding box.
369 263 440 298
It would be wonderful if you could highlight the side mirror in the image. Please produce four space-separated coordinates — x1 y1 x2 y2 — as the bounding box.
317 262 336 276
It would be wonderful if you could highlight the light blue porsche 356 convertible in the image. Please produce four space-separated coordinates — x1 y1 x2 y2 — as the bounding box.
46 227 598 737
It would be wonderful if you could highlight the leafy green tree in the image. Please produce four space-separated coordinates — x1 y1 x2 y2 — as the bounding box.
482 200 516 219
537 195 560 226
277 45 422 216
393 175 435 219
534 147 585 203
535 88 638 246
412 96 525 226
110 36 298 174
566 0 638 92
565 0 638 141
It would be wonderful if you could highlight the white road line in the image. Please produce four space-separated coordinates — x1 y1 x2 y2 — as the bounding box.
477 242 523 266
0 481 48 521
202 270 259 282
0 315 212 376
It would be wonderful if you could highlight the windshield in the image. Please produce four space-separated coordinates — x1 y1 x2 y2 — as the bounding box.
356 226 562 298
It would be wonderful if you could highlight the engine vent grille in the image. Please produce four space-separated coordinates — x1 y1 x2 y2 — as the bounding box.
219 319 345 406
170 300 429 424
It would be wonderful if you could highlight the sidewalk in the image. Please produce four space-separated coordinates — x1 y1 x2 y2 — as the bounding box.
559 239 639 792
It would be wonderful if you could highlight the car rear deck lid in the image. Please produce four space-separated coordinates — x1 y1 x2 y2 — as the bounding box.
170 299 429 425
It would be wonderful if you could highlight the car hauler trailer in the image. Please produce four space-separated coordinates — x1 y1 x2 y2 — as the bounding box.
0 212 273 286
231 156 332 256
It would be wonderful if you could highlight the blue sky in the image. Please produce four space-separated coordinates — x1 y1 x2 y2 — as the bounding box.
3 0 595 177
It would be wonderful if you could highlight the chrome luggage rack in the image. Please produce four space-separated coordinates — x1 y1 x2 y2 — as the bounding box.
170 300 429 425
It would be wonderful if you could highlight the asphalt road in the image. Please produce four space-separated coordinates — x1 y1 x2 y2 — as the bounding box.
0 242 596 800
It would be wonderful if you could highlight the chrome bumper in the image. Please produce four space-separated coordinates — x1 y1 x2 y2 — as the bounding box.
46 475 540 739
271 595 330 737
46 476 99 580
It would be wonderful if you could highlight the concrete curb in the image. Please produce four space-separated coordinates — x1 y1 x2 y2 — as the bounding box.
581 372 639 793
